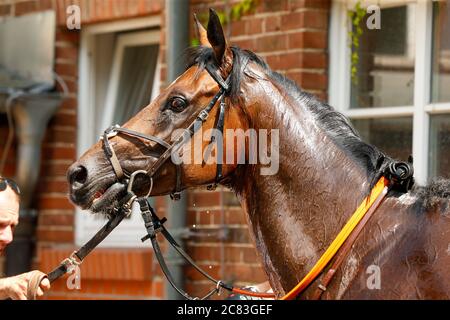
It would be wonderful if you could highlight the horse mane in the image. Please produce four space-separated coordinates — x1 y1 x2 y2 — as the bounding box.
185 46 450 209
414 178 450 212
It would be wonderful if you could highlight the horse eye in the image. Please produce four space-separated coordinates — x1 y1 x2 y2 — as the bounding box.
168 97 187 113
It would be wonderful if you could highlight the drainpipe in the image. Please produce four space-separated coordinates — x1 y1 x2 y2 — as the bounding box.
165 0 189 300
3 93 61 276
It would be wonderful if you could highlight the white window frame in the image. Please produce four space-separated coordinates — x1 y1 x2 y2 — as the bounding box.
101 30 161 130
76 17 161 247
329 0 450 185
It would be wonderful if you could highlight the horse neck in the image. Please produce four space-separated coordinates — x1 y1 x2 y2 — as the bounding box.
229 74 373 293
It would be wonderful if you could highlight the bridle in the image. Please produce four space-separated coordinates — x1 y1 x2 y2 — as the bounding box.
100 58 243 200
41 56 270 300
38 54 415 301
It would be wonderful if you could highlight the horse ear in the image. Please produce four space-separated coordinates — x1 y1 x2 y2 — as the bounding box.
207 8 233 69
194 14 211 47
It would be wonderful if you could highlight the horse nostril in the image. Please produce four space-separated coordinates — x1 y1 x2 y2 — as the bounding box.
69 165 88 188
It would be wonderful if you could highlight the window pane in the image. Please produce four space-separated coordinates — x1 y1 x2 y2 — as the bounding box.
350 5 416 108
429 114 450 178
431 2 450 103
113 44 159 125
352 117 413 160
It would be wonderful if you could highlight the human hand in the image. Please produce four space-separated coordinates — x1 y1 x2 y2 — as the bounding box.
0 270 50 300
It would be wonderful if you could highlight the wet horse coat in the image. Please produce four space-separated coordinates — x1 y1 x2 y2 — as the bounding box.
67 10 450 299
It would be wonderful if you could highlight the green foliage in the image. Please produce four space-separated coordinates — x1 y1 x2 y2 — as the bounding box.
190 0 258 46
230 0 257 22
191 38 200 47
347 1 366 85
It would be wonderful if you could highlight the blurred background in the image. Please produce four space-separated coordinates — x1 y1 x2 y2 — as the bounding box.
0 0 448 299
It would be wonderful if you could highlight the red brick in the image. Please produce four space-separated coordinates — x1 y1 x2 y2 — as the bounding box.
37 196 75 210
231 19 247 37
289 0 330 11
266 51 327 71
60 97 78 110
154 196 167 211
56 78 78 93
36 228 73 242
265 15 281 32
110 0 129 18
40 162 72 177
15 0 38 16
2 164 16 177
38 0 54 11
224 264 268 283
191 227 250 244
287 71 328 90
256 34 288 52
41 146 76 160
259 0 288 12
38 179 71 194
187 210 197 225
0 4 12 15
288 31 327 49
92 0 112 21
56 46 79 62
45 128 76 144
198 210 213 225
78 249 155 281
185 264 220 281
211 209 225 225
233 38 255 51
225 246 242 263
148 0 163 13
300 51 328 69
187 245 221 262
225 209 247 225
55 63 78 78
242 247 259 263
281 10 329 31
50 113 77 127
137 0 147 14
160 66 167 84
55 29 80 45
39 213 74 227
188 191 221 208
127 0 140 17
247 17 263 35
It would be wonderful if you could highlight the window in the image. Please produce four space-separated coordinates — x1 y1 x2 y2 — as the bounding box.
101 31 160 130
431 1 450 103
329 0 450 185
352 117 413 160
77 17 161 247
429 114 450 178
350 5 416 108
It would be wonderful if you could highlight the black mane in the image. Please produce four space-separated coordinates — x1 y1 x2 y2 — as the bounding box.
184 45 449 208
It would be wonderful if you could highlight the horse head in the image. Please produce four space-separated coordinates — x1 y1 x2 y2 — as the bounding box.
67 10 251 214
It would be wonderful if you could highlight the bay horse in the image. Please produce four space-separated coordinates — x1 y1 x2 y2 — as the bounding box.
67 10 450 299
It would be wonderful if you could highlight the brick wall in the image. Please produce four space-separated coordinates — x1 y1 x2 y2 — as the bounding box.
0 0 331 299
0 0 166 299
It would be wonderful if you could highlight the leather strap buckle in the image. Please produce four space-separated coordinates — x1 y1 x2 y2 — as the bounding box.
197 110 209 122
170 192 181 201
